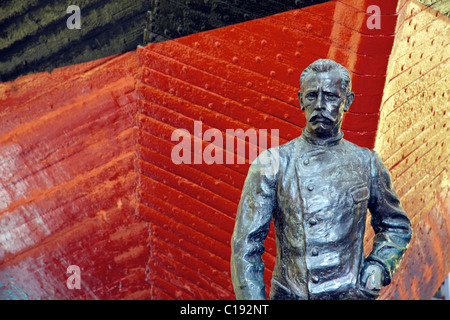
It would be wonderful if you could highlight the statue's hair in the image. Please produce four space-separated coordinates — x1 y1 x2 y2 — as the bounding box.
300 59 352 93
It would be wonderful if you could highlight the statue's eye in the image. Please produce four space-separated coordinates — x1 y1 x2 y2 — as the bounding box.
325 93 338 101
306 93 317 100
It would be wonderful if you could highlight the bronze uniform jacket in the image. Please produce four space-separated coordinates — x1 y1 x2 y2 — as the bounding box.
230 130 412 300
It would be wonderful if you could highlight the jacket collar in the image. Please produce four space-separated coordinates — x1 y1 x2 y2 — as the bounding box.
301 129 344 147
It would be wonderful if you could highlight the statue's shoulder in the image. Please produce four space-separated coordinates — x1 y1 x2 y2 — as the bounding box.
260 135 303 166
277 135 304 155
252 136 303 173
340 138 374 162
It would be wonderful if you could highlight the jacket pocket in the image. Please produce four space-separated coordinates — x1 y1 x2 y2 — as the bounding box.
349 185 370 203
270 277 294 300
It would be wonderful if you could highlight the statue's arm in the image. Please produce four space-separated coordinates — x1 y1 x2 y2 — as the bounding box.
230 150 278 300
366 150 413 286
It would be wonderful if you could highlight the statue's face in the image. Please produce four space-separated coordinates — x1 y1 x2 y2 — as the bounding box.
299 71 354 139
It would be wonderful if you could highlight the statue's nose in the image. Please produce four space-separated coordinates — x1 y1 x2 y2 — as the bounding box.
313 92 325 110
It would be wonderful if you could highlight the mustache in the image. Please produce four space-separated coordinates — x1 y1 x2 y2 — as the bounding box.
309 111 336 123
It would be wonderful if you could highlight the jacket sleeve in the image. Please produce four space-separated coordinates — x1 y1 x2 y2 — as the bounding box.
230 149 278 300
367 150 413 285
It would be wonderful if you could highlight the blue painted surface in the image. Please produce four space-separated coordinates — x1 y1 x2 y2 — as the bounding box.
0 276 41 300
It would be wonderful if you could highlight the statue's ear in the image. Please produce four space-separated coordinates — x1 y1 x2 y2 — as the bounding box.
344 92 354 112
298 90 305 110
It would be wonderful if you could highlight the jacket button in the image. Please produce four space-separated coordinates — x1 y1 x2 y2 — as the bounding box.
303 159 310 165
309 218 318 226
311 248 319 256
307 184 314 191
311 276 319 283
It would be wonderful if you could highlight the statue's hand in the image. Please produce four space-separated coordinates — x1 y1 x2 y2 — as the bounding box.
360 262 385 291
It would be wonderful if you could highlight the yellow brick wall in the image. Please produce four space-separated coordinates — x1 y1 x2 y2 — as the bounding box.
374 0 449 299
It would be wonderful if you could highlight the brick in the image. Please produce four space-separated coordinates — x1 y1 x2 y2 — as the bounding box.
1 0 447 301
375 0 450 300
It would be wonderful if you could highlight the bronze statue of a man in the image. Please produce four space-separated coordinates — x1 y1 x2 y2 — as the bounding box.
230 59 412 300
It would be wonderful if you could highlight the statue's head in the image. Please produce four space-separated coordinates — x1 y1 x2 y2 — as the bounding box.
298 59 354 139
